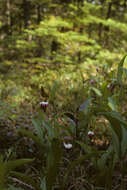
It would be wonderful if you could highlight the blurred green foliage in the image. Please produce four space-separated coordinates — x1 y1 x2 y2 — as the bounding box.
0 0 127 114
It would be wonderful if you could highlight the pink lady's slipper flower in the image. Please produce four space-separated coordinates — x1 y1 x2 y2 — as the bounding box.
40 101 48 112
63 136 73 149
63 142 72 149
107 84 110 89
88 131 94 138
90 79 96 85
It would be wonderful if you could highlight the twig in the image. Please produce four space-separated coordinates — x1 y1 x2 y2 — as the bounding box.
9 177 35 190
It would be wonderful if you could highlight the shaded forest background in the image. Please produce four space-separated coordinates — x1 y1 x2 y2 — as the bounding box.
0 0 127 117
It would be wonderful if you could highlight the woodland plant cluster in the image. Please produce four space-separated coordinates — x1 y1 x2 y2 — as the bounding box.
0 0 127 190
0 57 127 190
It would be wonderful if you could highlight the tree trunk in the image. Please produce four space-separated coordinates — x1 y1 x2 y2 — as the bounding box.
6 0 11 34
104 2 112 47
123 0 127 8
22 0 30 28
106 2 112 19
37 5 41 24
98 0 106 41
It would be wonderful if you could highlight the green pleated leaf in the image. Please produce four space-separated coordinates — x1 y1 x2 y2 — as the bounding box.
97 145 113 170
109 123 120 158
123 68 127 79
121 125 127 158
96 153 117 190
117 55 127 85
32 118 44 144
42 121 55 140
0 157 34 189
7 158 34 171
46 138 62 190
98 111 127 142
108 97 117 111
63 116 76 137
79 98 93 114
0 163 8 189
90 87 102 97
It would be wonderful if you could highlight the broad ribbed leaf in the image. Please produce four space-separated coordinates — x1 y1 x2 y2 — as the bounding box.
79 98 93 114
0 163 7 189
96 153 117 190
123 68 127 79
117 55 127 85
63 116 76 136
42 121 55 140
97 145 113 170
7 158 34 171
99 111 127 142
109 124 120 158
46 138 62 190
32 118 44 143
90 87 102 97
121 125 127 158
0 158 34 189
108 97 117 111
